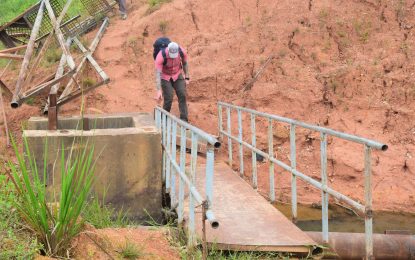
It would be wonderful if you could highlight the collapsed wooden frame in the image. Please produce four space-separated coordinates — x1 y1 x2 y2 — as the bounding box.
47 18 110 130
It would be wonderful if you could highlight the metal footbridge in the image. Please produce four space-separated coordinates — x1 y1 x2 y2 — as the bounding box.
154 102 387 259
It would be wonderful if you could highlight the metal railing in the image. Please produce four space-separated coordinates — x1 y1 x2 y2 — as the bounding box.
217 101 387 259
154 107 220 246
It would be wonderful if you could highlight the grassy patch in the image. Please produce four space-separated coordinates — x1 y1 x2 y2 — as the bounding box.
7 137 97 257
159 20 169 34
82 194 131 229
0 174 42 258
146 0 172 14
353 19 372 44
117 240 145 259
82 77 97 88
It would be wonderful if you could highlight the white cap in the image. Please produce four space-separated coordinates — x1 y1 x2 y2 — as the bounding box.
167 42 179 58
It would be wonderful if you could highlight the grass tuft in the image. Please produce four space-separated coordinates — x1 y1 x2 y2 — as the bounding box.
82 192 131 229
117 240 145 259
7 136 97 257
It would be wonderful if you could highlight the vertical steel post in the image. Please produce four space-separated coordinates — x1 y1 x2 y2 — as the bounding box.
238 109 244 177
188 190 195 247
251 114 257 189
321 133 329 243
188 132 198 247
162 113 166 182
364 145 373 260
268 118 275 202
166 117 172 190
218 104 223 139
290 124 297 223
155 110 160 129
171 121 177 206
227 107 233 167
191 132 198 182
206 144 215 207
178 126 186 224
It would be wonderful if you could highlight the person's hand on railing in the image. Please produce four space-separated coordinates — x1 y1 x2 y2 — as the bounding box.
154 90 162 101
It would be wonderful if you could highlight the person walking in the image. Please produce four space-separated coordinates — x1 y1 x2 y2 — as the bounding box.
154 42 190 122
117 0 127 20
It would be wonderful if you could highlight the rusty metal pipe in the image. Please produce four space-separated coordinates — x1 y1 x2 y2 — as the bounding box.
306 231 415 259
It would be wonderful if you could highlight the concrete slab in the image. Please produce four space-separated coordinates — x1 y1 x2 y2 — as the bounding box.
24 113 162 222
183 162 318 254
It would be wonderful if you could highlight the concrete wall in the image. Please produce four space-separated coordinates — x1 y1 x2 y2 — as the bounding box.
24 113 162 222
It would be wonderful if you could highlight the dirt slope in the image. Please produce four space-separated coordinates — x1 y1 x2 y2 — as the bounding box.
2 0 414 212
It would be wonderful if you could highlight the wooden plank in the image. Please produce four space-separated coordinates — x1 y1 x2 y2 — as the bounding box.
0 30 17 48
181 162 317 254
0 88 10 146
0 53 24 60
0 79 13 100
0 45 28 53
73 38 109 81
48 93 57 130
11 0 46 107
21 70 74 101
56 79 108 107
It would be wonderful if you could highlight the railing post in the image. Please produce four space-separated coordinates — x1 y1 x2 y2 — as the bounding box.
321 133 329 244
268 118 275 202
178 125 186 224
290 124 297 223
364 145 373 260
188 132 199 247
171 120 177 206
251 114 257 189
227 107 233 167
218 104 223 139
162 113 166 182
206 144 215 206
238 109 244 177
166 117 172 191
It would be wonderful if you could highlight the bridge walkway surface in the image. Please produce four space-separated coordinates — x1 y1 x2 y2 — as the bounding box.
182 162 318 254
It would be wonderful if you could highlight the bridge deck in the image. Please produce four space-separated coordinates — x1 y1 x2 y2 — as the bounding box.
183 162 318 254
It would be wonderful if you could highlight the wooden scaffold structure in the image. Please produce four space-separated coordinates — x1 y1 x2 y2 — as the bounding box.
0 0 113 133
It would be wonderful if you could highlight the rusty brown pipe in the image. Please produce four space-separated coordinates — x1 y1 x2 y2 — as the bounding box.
306 231 415 259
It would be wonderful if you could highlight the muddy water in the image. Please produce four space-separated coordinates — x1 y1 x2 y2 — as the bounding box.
273 203 415 234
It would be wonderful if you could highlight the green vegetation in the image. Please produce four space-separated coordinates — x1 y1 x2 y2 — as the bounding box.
353 19 371 44
82 193 131 229
159 20 169 34
0 0 86 26
82 77 97 88
6 137 97 257
0 173 42 259
117 240 145 259
147 0 172 14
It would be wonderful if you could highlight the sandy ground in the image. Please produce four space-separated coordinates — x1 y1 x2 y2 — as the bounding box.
1 0 414 213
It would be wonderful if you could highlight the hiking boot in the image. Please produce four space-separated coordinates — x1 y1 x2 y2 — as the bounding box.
121 13 127 20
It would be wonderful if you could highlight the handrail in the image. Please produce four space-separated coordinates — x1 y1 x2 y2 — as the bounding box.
154 107 220 247
217 101 388 151
217 102 387 260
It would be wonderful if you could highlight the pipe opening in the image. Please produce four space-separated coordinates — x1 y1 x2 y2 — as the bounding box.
210 221 219 229
214 142 221 149
11 102 19 109
381 144 388 151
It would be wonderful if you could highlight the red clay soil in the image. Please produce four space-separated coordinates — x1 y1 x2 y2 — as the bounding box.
1 0 415 212
72 227 180 259
34 226 180 259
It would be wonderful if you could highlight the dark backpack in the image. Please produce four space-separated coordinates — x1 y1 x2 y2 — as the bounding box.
153 37 171 60
153 37 185 66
